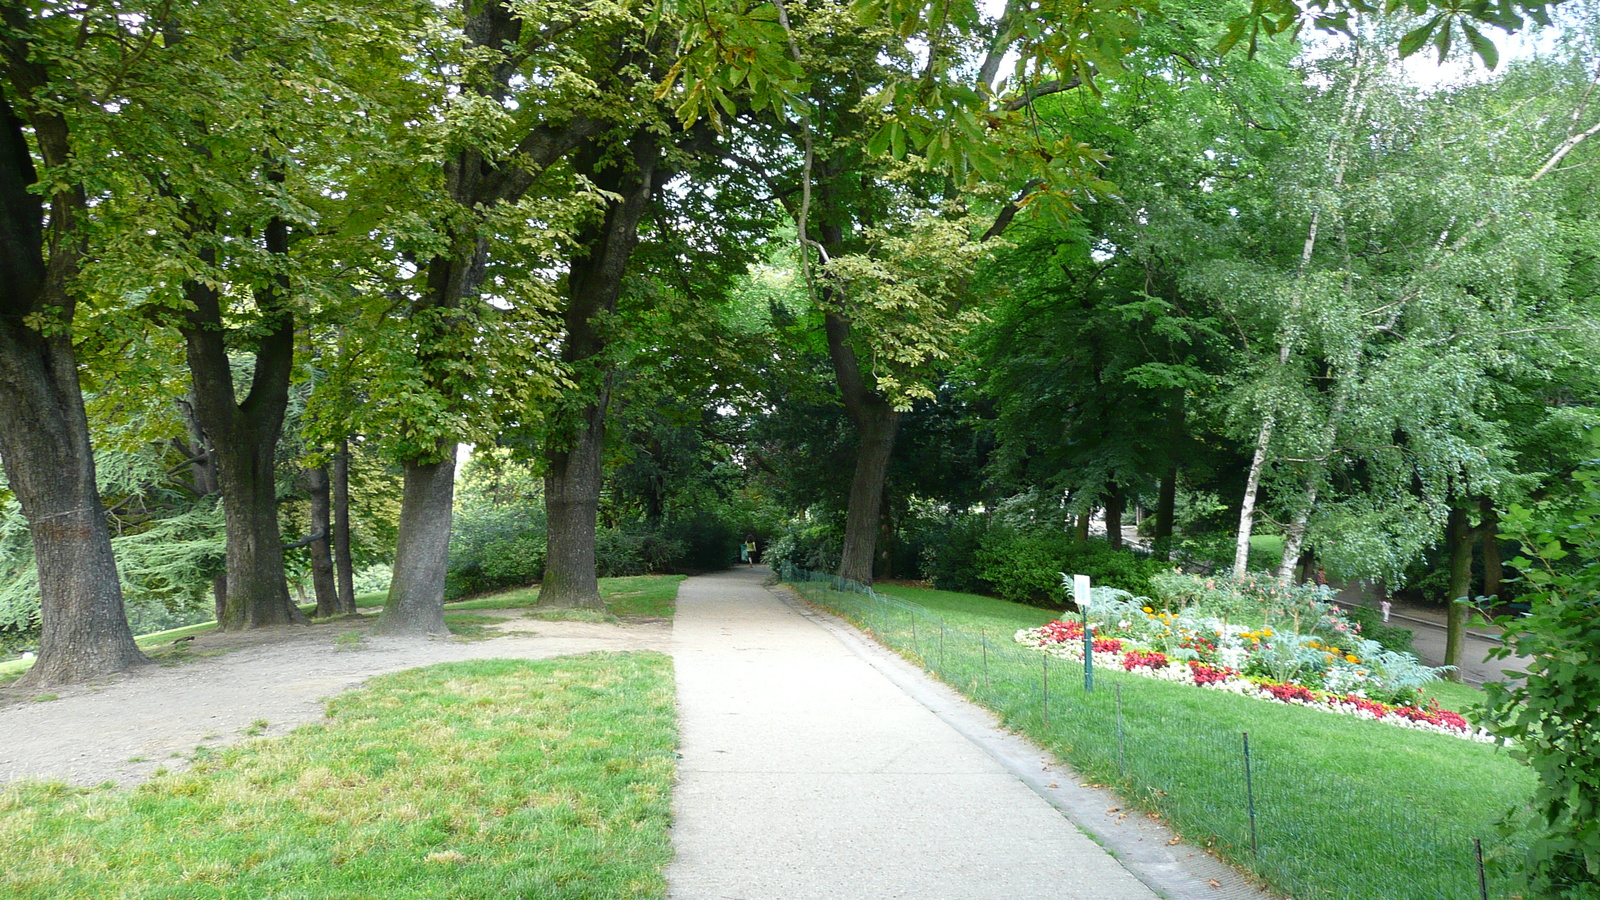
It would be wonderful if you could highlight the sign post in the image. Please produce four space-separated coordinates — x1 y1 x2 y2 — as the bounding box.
1075 574 1093 693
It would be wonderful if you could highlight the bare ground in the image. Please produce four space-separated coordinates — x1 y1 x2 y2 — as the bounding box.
0 611 671 788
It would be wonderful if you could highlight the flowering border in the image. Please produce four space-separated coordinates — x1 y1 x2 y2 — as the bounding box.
1016 622 1492 742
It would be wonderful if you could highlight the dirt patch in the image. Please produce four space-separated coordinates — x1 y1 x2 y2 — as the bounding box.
0 614 671 788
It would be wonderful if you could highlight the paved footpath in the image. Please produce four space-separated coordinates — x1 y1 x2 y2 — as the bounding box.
668 567 1231 900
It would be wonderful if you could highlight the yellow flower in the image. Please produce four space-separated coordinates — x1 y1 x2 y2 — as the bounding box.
1345 655 1359 664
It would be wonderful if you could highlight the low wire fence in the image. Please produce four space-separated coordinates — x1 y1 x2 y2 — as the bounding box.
779 565 1527 900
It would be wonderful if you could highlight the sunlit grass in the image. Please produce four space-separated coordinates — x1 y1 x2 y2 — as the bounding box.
449 575 684 620
0 653 677 900
808 580 1533 900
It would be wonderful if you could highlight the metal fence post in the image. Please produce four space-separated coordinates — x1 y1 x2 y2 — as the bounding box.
1116 682 1125 776
1243 732 1258 856
1475 838 1488 900
981 629 989 690
1042 651 1050 729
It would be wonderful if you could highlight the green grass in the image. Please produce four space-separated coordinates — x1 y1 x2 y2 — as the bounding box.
802 579 1533 900
448 575 684 619
444 612 508 639
0 653 677 900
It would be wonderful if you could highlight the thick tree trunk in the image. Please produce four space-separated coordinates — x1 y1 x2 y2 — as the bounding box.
838 403 900 584
306 464 340 618
1235 416 1274 574
180 235 305 631
208 435 302 628
1154 465 1177 560
380 452 454 635
333 438 356 615
1 94 144 687
540 133 659 609
0 327 147 688
1075 512 1090 542
543 405 607 607
1104 482 1124 552
1443 504 1472 682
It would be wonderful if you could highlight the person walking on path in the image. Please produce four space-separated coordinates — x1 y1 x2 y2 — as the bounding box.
667 568 1252 900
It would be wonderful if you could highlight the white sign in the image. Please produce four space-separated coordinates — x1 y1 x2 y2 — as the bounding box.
1074 574 1091 609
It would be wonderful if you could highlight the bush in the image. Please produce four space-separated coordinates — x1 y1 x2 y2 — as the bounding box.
447 501 547 599
1487 467 1600 899
764 521 842 574
974 527 1166 607
913 512 992 593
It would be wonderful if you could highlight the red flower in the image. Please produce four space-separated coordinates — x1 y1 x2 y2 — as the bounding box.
1123 650 1169 670
1262 682 1315 703
1188 661 1236 685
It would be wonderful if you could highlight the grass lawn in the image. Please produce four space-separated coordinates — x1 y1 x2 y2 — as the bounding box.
0 653 678 900
445 575 684 620
841 582 1533 900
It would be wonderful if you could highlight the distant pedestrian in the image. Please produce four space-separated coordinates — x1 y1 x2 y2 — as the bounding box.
1381 599 1392 623
1314 566 1328 587
744 536 757 567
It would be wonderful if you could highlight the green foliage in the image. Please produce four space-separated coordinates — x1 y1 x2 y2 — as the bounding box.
763 520 843 574
974 527 1166 606
1486 462 1600 898
909 511 992 594
0 453 225 634
447 500 549 600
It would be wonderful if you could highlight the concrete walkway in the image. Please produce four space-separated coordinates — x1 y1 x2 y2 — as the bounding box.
667 568 1246 900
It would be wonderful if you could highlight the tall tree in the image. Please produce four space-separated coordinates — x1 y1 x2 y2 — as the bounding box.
0 8 147 685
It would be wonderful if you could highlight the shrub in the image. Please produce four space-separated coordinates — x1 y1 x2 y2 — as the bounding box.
974 527 1166 606
913 512 992 593
1487 467 1600 899
765 521 842 574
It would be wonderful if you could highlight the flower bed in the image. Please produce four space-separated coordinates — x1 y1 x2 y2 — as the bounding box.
1017 573 1492 742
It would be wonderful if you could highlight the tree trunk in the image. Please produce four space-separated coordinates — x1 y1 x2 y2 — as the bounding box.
306 464 340 618
177 397 229 622
1277 476 1323 584
543 405 607 607
0 327 148 688
1480 498 1502 602
1075 512 1090 542
180 234 305 630
380 452 455 635
540 132 659 609
0 94 145 687
837 403 900 584
1443 503 1472 682
207 435 303 628
1235 416 1274 574
333 438 357 614
1154 465 1177 560
1104 482 1124 552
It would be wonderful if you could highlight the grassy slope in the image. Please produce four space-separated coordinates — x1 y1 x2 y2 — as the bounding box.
865 583 1533 900
0 653 678 900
